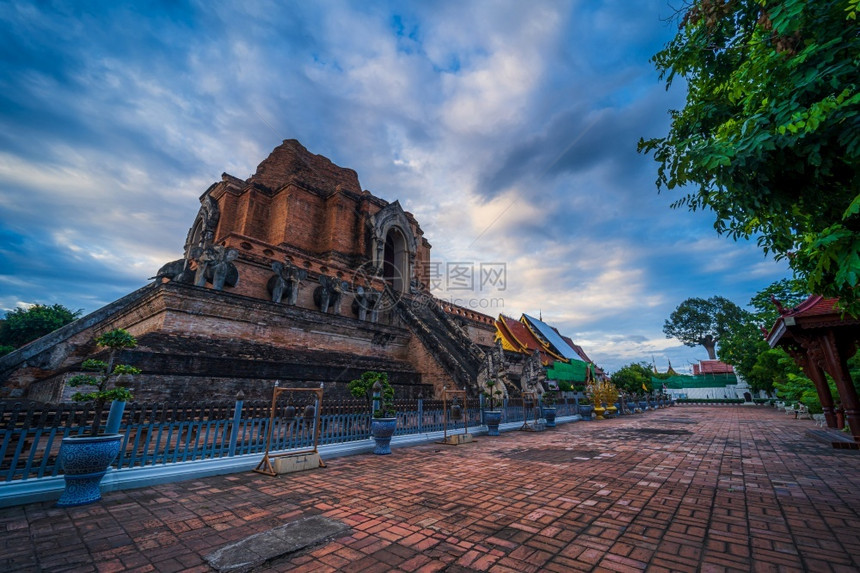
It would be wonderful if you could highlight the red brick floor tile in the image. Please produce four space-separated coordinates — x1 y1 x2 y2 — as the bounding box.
3 407 860 572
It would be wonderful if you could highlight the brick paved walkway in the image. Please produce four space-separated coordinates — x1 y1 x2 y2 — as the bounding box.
2 407 859 572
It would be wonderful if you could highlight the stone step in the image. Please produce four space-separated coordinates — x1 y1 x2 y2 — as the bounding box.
205 515 349 573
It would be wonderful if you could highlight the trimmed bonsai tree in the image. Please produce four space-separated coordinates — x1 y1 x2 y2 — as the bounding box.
348 370 395 418
68 328 139 435
483 379 505 411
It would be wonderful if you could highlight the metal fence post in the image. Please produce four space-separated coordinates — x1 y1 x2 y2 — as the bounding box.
228 391 244 457
418 397 424 433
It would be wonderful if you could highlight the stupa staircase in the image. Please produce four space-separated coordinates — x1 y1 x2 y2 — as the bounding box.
387 287 485 394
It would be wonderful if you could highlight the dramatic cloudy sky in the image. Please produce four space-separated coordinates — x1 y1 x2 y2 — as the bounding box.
0 1 791 374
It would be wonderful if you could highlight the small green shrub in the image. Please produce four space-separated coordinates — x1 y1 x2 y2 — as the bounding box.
68 328 140 435
483 379 504 410
348 371 395 418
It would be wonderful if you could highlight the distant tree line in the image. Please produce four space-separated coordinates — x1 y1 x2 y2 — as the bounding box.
0 303 81 356
659 280 860 414
717 280 860 413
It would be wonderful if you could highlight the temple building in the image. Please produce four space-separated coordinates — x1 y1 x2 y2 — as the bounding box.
766 294 860 443
653 360 679 377
0 140 605 404
692 360 734 376
655 359 744 400
494 313 604 390
0 141 492 402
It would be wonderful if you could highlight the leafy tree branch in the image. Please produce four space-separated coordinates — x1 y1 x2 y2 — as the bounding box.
640 0 860 315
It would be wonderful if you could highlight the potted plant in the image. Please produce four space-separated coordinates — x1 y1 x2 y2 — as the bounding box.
349 371 397 455
482 379 505 436
578 401 594 420
57 328 139 507
542 390 558 427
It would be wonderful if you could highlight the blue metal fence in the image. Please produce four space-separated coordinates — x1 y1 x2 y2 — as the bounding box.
2 395 586 483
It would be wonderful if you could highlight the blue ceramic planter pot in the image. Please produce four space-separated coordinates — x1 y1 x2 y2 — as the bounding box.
57 434 122 507
484 410 502 436
371 417 397 455
578 404 593 420
542 407 557 427
639 401 648 411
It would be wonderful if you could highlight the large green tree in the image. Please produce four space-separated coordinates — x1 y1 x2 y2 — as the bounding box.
639 0 860 315
664 296 746 359
719 279 808 393
610 362 654 395
0 304 81 350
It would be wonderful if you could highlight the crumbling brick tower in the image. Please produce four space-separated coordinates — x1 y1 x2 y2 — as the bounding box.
185 139 432 306
0 140 496 402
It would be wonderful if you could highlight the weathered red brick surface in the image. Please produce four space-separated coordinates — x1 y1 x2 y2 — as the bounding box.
3 406 858 572
211 139 432 289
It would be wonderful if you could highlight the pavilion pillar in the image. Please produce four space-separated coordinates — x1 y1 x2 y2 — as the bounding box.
806 363 838 429
784 341 838 428
818 330 860 443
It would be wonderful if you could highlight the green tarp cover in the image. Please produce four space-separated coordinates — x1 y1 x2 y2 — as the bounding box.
546 360 591 382
654 374 738 389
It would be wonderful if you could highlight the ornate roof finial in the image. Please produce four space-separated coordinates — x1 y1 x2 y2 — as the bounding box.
771 294 788 315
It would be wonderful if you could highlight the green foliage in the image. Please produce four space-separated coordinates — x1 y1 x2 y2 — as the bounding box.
748 279 809 326
482 379 505 410
70 330 139 405
0 345 14 357
542 390 557 407
70 328 139 435
610 362 653 395
556 380 573 392
640 0 860 315
348 371 395 418
0 304 81 348
776 353 860 413
663 296 745 358
850 353 860 384
718 279 808 393
770 350 830 413
94 328 138 350
746 348 805 396
719 331 772 392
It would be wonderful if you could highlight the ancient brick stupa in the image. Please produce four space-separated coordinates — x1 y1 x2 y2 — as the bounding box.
0 140 499 402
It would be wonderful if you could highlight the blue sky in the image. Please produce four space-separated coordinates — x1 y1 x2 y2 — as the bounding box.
0 1 791 374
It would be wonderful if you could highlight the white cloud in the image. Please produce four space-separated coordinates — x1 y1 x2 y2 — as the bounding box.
0 0 795 371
